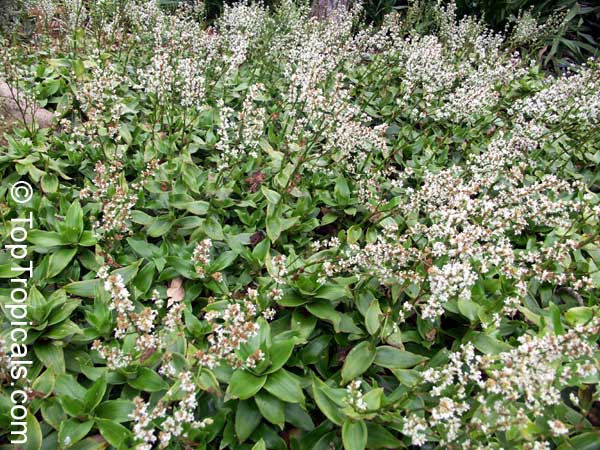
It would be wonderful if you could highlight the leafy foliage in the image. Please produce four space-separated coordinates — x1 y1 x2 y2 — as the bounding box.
0 1 599 450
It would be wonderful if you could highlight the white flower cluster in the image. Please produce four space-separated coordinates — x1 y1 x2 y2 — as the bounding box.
217 2 269 77
97 265 135 339
318 129 592 322
365 1 527 124
267 254 288 301
94 269 177 368
195 298 264 370
80 158 159 240
508 8 566 48
0 336 11 383
91 340 132 370
509 62 600 129
345 379 368 412
76 56 127 126
270 254 288 284
192 238 212 278
405 318 600 446
215 83 267 170
130 371 215 450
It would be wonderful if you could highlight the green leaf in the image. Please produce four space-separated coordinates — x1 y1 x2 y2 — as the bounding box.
45 319 82 339
95 418 131 448
64 279 100 297
365 300 382 335
47 247 77 278
23 413 43 450
0 263 25 278
254 391 285 429
41 399 66 430
457 297 480 321
204 216 224 240
28 286 49 323
94 400 135 423
261 186 281 204
235 399 262 442
164 256 196 279
366 423 401 449
63 201 84 243
209 251 238 272
341 342 376 383
471 333 512 355
63 437 107 450
185 200 209 215
264 369 305 404
266 214 282 241
28 230 64 247
556 432 600 450
226 370 267 400
315 285 348 301
119 123 133 144
266 339 295 374
41 173 59 193
128 368 169 392
34 342 65 373
334 176 351 203
284 403 314 431
113 260 141 283
373 346 427 369
32 369 55 396
305 300 341 328
55 373 88 400
127 238 157 259
362 388 383 410
146 216 172 237
342 420 367 450
565 306 594 326
131 210 155 225
83 377 107 412
252 238 270 263
59 396 86 417
548 302 564 335
133 262 155 294
347 224 362 244
312 377 345 425
58 419 94 448
250 439 267 450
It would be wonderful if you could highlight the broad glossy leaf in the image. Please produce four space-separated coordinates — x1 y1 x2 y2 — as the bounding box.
226 370 267 400
342 420 367 450
341 341 376 383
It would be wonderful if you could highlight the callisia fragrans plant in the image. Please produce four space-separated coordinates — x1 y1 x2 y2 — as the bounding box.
0 1 599 450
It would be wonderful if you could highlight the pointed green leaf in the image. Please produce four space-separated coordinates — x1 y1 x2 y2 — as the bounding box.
63 201 84 243
341 342 376 383
373 346 427 369
96 418 131 448
254 391 285 429
58 419 94 448
128 368 168 392
235 399 262 442
264 369 304 404
342 420 367 450
84 377 107 412
34 342 65 373
47 247 77 278
226 370 267 400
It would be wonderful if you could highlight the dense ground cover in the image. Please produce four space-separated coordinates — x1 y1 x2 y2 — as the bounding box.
1 1 599 449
